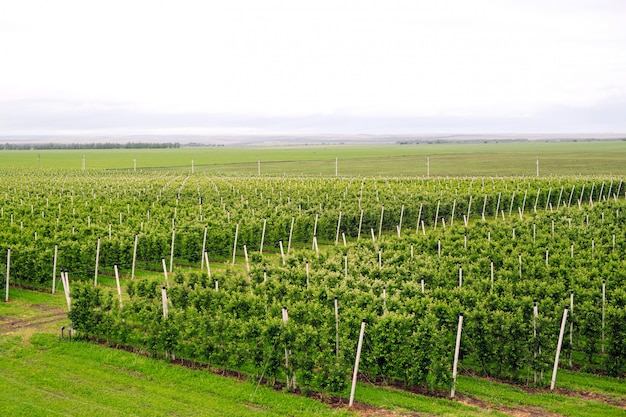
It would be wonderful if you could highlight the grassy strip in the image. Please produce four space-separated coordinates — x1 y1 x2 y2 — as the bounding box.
0 333 354 417
349 382 508 416
456 374 626 417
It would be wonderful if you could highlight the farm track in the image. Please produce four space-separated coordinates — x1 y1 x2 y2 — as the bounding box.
461 372 626 412
0 303 67 335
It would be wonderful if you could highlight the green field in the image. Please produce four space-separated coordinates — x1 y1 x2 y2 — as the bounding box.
2 140 626 175
3 288 626 416
2 142 626 416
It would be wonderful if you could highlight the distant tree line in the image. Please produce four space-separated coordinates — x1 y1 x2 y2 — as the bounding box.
1 142 180 150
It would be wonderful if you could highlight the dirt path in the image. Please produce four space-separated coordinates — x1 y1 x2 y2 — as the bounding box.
0 303 68 336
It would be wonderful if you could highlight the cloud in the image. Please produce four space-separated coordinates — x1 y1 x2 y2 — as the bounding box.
1 94 625 136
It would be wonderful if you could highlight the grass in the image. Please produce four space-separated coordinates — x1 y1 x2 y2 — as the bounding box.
0 291 354 417
2 286 626 416
0 334 354 417
2 141 626 175
456 374 626 417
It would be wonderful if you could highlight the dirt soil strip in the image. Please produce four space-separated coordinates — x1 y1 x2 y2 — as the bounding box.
0 305 67 335
456 393 563 417
554 387 626 409
464 373 626 411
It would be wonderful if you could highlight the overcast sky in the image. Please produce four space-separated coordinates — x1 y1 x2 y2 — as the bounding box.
1 0 625 136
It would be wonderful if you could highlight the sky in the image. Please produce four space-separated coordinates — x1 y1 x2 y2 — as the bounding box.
1 0 625 136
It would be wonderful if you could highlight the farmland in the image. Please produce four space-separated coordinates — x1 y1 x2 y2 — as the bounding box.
1 140 626 175
1 141 626 416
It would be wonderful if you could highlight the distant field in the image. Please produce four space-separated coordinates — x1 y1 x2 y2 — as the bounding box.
1 141 626 176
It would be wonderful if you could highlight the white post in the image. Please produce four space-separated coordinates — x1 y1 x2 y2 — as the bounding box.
335 211 342 245
201 227 208 269
260 219 267 255
52 243 58 294
131 234 138 280
378 205 384 239
349 319 367 408
536 156 539 176
467 195 473 222
482 195 487 221
232 223 239 265
169 228 175 273
458 266 462 288
420 277 424 294
279 241 286 265
244 244 250 272
451 313 464 398
203 251 211 279
114 264 123 308
334 296 339 357
161 286 168 319
357 209 364 240
371 228 376 243
5 248 10 302
94 237 101 286
282 306 291 389
416 203 423 234
451 199 456 226
342 232 347 247
344 255 348 279
494 192 501 220
533 299 540 383
490 261 494 290
61 271 71 311
569 290 574 366
312 214 318 250
398 204 404 235
287 217 295 254
551 305 569 390
161 258 169 287
534 188 541 213
602 280 606 353
382 286 387 314
567 184 576 207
